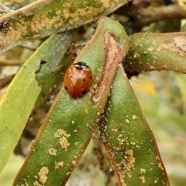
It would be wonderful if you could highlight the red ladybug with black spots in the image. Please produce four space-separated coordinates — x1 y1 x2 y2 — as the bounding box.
64 62 92 98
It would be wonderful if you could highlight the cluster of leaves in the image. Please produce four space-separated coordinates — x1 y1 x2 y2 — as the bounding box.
0 0 186 185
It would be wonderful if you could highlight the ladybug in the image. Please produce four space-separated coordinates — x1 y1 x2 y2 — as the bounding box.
64 62 92 98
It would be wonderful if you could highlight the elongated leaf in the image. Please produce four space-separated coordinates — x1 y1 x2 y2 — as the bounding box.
124 32 186 73
0 0 130 53
35 32 73 104
99 65 169 185
0 32 72 173
14 17 130 186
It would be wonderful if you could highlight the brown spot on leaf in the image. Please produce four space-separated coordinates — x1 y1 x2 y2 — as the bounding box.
34 167 49 185
158 162 164 171
92 31 124 103
114 148 135 180
157 35 186 57
132 115 138 120
49 148 57 156
173 35 186 52
31 11 63 33
101 0 110 8
54 161 64 169
139 175 146 183
54 129 70 151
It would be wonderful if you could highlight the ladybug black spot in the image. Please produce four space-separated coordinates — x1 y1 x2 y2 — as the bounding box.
82 90 87 94
90 76 92 79
65 86 68 90
82 78 85 82
70 75 73 78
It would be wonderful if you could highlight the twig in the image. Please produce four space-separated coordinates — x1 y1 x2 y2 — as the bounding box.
0 59 23 66
122 4 186 26
0 74 15 89
19 43 37 51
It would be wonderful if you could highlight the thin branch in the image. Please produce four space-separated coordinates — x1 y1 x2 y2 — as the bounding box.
122 4 186 26
19 44 37 51
0 74 15 89
0 59 23 66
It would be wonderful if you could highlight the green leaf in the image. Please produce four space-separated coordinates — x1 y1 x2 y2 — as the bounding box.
124 32 186 74
99 65 169 185
0 32 72 173
0 0 130 53
35 32 73 104
14 16 130 186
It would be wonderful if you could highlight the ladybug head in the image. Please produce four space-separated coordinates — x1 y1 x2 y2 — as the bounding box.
75 62 90 70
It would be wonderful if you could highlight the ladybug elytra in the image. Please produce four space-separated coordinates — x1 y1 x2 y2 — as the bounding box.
64 62 92 98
